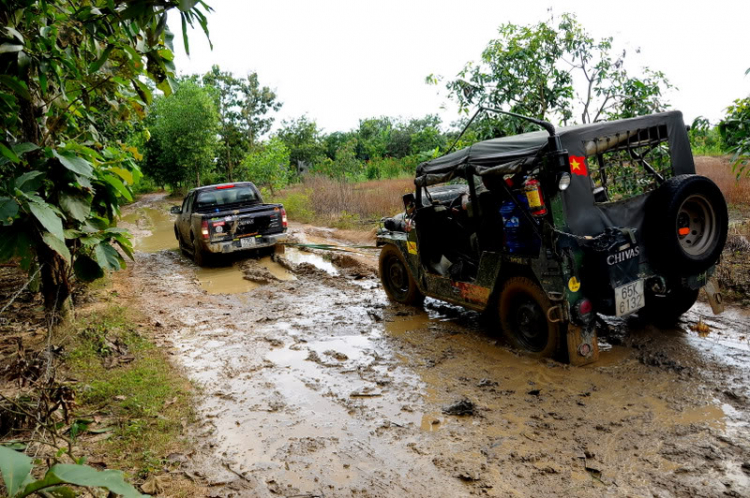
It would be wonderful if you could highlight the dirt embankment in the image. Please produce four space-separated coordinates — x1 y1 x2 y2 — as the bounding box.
102 197 750 497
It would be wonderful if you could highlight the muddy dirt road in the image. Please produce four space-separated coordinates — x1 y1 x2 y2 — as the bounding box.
118 195 750 497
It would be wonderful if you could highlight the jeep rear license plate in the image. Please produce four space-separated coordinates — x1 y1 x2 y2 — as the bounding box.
615 279 644 317
240 237 256 248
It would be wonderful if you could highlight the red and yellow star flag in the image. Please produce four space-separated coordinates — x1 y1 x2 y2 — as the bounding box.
569 156 588 176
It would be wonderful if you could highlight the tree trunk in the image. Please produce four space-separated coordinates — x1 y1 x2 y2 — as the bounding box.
39 245 72 325
196 168 201 187
227 147 233 182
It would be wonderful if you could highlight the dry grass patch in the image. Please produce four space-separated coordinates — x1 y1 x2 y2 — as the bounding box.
695 156 750 208
274 176 413 228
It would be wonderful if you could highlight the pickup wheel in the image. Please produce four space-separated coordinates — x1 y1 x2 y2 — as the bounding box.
176 228 189 257
379 244 424 306
498 277 560 357
191 233 209 266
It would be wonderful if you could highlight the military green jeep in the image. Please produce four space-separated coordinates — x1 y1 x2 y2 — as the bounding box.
376 110 728 365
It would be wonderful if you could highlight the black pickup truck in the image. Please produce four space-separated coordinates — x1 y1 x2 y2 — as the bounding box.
171 182 287 265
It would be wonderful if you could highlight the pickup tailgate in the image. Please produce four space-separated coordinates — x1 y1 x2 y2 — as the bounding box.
203 204 284 242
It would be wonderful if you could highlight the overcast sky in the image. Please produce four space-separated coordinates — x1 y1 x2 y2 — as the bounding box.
168 0 750 134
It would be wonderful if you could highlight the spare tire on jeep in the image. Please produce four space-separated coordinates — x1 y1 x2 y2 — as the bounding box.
644 174 728 276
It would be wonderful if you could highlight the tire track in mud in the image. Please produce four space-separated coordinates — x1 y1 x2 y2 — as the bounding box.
117 202 750 497
125 249 470 497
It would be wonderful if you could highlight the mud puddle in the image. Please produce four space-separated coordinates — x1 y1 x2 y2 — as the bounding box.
121 206 177 253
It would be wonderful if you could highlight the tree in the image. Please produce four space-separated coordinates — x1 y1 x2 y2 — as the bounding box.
202 65 281 181
275 116 325 174
143 80 219 188
0 0 212 320
430 13 672 139
719 96 750 177
357 117 392 160
238 137 290 195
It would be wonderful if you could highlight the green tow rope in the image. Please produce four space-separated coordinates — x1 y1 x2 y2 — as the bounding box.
281 242 380 253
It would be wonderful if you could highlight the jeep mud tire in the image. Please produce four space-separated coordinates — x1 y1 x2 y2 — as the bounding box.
498 277 560 357
379 244 424 306
645 174 728 276
640 285 700 328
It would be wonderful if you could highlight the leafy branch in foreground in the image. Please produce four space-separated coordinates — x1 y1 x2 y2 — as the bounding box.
0 445 146 498
0 0 212 321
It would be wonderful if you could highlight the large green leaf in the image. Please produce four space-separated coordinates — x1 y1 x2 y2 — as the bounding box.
0 197 19 223
12 142 39 157
29 201 65 241
0 143 20 163
102 175 133 201
89 44 114 73
0 75 31 101
44 465 145 498
42 232 71 263
0 445 33 497
59 193 91 222
0 43 23 54
94 242 121 270
73 254 104 281
14 171 44 192
112 233 134 260
52 150 94 178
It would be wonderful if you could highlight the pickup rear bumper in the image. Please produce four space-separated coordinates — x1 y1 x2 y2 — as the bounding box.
204 232 288 254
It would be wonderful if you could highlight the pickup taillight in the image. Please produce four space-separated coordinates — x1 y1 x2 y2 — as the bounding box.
201 220 209 240
281 208 288 229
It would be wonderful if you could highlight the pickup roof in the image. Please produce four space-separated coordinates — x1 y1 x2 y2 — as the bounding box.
171 182 287 265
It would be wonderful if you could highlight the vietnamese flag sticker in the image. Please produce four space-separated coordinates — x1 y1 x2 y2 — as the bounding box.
569 156 588 176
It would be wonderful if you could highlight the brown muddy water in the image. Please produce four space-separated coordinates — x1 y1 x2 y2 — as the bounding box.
119 196 750 497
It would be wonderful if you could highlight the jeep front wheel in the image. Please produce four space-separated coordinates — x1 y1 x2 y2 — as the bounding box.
379 244 424 306
498 277 560 357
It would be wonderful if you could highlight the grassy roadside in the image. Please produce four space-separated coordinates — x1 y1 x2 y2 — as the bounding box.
65 302 196 480
0 269 199 496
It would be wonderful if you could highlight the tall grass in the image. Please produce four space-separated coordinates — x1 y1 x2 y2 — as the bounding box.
695 156 750 207
273 176 414 228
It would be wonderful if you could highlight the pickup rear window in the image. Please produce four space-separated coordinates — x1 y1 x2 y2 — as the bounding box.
195 186 259 209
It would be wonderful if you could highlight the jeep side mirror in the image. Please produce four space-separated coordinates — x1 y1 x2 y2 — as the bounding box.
170 206 182 215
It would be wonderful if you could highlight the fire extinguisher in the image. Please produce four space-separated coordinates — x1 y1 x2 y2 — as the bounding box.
523 177 548 217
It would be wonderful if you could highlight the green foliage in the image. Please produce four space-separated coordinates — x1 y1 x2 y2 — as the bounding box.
311 138 363 180
690 117 725 156
719 97 750 176
202 65 281 181
0 446 144 498
432 13 673 140
275 115 326 173
142 80 219 189
0 0 212 313
238 137 291 194
272 191 314 224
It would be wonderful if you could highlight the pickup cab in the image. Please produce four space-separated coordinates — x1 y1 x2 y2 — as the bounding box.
170 182 288 265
